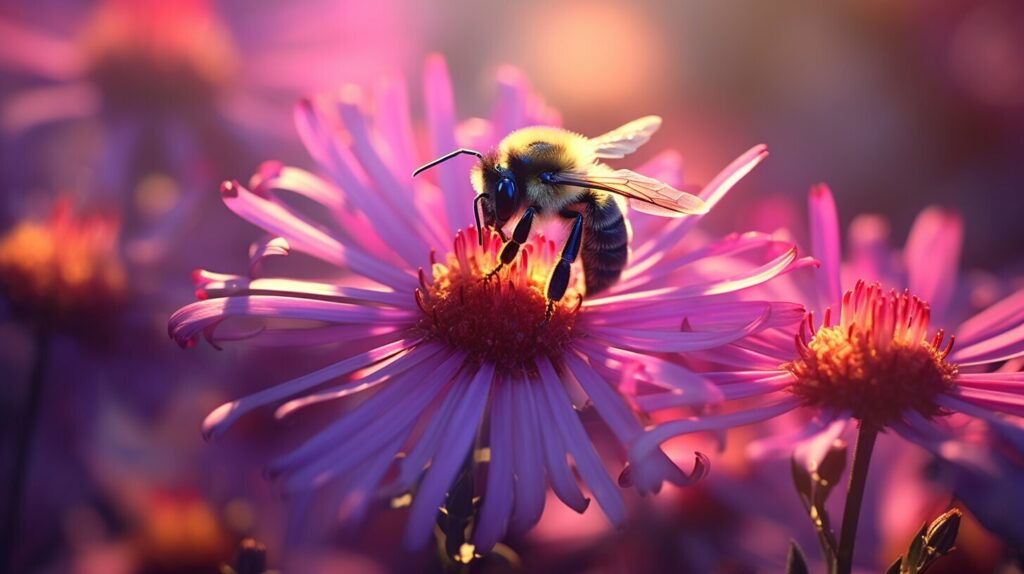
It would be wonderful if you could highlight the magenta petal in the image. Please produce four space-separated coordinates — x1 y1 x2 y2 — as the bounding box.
536 357 626 526
951 387 1024 417
807 184 842 310
473 381 514 552
951 320 1024 366
169 295 415 348
422 54 473 236
508 376 547 533
403 364 493 549
637 144 768 259
631 396 801 463
905 206 963 321
955 288 1024 350
527 377 590 514
196 277 412 309
201 338 416 440
564 352 691 493
272 350 462 477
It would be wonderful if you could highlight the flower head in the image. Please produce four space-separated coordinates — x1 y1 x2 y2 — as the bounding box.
170 56 804 550
632 185 1024 483
0 0 417 261
0 195 124 331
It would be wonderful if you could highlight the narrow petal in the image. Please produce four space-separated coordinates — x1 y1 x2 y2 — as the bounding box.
220 179 414 288
955 288 1024 350
588 307 771 353
957 372 1024 392
590 247 799 307
745 412 845 461
509 376 548 532
196 277 412 309
951 321 1024 366
564 352 696 492
200 339 424 439
474 381 515 552
905 207 963 321
950 387 1024 417
528 377 590 514
575 339 722 400
808 184 842 309
536 357 626 526
169 295 415 348
271 351 463 475
404 363 494 549
634 145 768 260
422 54 472 235
631 396 802 463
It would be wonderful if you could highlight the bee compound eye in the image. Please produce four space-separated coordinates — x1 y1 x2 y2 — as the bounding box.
495 177 516 220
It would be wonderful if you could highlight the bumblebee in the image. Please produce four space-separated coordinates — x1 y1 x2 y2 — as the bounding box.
413 116 707 322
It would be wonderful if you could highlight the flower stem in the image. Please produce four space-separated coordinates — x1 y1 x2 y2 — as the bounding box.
835 422 878 574
1 327 50 572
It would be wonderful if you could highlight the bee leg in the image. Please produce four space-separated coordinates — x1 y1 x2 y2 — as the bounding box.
485 206 536 281
541 211 584 326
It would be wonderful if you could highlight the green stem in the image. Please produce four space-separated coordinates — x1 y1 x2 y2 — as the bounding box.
835 423 879 574
1 327 50 572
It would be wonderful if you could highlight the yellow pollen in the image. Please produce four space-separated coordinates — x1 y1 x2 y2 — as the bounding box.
784 281 958 427
415 228 581 373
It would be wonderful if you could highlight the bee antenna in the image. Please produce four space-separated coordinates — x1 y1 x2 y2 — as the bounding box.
473 194 486 246
412 148 484 177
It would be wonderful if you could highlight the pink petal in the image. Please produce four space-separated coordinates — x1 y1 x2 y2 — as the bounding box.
293 100 433 263
846 214 894 286
951 320 1024 366
196 277 412 309
588 306 771 353
220 179 414 288
808 184 842 309
168 295 415 348
404 363 494 548
631 396 802 463
527 377 590 514
274 351 465 480
634 145 768 260
490 65 528 137
536 357 626 526
201 338 419 439
335 88 449 252
508 376 547 533
422 54 473 236
951 387 1024 417
473 381 515 552
957 372 1024 392
591 248 799 307
905 206 963 321
955 288 1024 349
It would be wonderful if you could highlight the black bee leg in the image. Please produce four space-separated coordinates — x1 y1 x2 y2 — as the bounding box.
541 211 584 326
485 207 536 281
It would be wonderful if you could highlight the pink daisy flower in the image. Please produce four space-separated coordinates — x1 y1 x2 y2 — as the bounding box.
631 184 1024 571
0 0 416 260
169 56 806 552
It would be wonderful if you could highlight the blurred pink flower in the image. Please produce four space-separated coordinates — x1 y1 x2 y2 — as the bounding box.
168 56 806 550
633 183 1024 491
0 0 416 260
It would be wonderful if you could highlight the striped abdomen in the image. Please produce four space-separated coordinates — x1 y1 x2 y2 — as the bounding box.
578 192 628 295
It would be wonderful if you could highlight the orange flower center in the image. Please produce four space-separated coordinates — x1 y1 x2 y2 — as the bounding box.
785 282 958 427
415 228 580 373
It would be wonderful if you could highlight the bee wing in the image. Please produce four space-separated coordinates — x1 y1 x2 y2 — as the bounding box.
548 169 709 217
589 116 662 159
